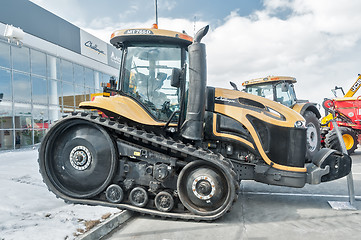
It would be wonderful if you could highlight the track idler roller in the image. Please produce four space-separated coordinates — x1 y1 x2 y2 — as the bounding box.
129 187 149 207
177 160 235 216
155 191 174 212
106 184 124 203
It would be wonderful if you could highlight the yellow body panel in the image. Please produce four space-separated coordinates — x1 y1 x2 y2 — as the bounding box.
291 102 306 114
80 95 175 127
321 113 334 126
345 75 361 97
332 96 361 101
214 88 307 173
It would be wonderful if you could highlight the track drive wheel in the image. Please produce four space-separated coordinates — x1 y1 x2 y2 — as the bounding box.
303 111 321 162
39 119 117 199
325 127 358 155
177 160 235 216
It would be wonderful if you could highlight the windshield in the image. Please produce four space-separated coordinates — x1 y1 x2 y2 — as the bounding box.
275 83 296 107
121 45 184 121
245 82 297 107
245 84 274 100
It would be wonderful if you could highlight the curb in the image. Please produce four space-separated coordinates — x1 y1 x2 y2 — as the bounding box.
77 210 134 240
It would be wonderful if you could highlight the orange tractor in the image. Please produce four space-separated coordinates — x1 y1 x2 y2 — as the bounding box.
241 76 321 162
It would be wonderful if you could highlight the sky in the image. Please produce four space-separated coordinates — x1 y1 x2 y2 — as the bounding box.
29 0 361 109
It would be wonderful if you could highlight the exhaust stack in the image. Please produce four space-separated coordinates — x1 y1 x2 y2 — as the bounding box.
181 25 209 141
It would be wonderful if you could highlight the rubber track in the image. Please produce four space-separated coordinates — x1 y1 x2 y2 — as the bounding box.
40 112 239 221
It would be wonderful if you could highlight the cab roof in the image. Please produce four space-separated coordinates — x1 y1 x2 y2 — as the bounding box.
242 76 297 87
110 28 193 48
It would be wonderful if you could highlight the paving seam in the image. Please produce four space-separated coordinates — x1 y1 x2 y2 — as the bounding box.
244 191 361 199
77 210 134 240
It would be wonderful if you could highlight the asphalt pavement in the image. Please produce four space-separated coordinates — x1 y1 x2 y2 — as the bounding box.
104 150 361 240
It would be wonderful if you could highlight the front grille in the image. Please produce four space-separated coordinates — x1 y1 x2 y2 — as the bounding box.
248 115 306 167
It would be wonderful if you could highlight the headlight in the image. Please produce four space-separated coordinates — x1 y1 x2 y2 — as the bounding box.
294 120 306 128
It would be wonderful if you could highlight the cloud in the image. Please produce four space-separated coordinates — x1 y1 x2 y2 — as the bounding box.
158 0 177 11
83 17 208 43
31 0 361 108
204 0 361 106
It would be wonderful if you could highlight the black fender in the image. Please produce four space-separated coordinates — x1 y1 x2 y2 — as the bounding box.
297 102 321 119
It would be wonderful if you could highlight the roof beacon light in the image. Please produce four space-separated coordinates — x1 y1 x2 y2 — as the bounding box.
152 23 158 29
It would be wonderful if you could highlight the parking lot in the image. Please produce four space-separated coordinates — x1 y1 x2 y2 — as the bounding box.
104 151 361 240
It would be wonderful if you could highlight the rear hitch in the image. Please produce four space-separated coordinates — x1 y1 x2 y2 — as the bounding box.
306 148 351 184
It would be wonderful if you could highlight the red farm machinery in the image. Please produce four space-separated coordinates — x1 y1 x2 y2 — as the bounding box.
322 74 361 154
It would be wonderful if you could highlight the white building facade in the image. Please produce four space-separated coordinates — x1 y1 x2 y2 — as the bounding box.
0 0 121 150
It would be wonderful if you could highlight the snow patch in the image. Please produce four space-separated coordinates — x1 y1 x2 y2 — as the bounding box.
0 148 120 240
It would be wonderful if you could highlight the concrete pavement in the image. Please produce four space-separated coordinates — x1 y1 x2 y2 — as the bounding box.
103 150 361 240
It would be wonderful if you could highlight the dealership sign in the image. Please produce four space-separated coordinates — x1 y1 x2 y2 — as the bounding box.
80 30 107 64
107 44 121 69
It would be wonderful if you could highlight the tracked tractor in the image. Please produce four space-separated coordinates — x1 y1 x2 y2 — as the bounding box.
322 74 361 154
38 26 351 221
241 76 321 162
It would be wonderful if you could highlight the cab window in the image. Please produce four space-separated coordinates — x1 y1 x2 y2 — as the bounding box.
122 45 183 121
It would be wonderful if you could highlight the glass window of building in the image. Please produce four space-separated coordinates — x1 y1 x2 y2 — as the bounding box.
13 72 31 103
47 55 60 80
12 46 30 73
62 82 74 107
48 79 62 106
0 68 12 101
0 41 10 68
85 87 92 101
74 64 84 86
61 59 73 83
15 129 32 148
14 103 33 147
32 76 48 105
33 105 48 144
0 101 13 129
74 84 85 107
0 129 14 150
33 105 48 128
31 49 46 77
102 73 111 83
84 67 94 88
14 103 32 129
49 105 61 124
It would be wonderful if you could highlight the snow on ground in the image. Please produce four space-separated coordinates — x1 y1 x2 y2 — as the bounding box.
0 148 120 240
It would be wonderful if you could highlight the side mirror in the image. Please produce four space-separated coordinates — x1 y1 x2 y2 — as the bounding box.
171 68 182 88
109 76 117 89
230 81 239 91
281 83 288 92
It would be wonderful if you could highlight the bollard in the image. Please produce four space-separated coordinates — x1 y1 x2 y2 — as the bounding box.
329 119 356 208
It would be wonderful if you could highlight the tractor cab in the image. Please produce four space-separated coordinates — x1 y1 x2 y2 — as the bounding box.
242 76 298 107
109 28 193 122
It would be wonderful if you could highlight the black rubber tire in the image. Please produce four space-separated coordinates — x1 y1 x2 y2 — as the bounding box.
39 118 117 199
325 127 358 155
177 160 235 216
303 111 321 162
